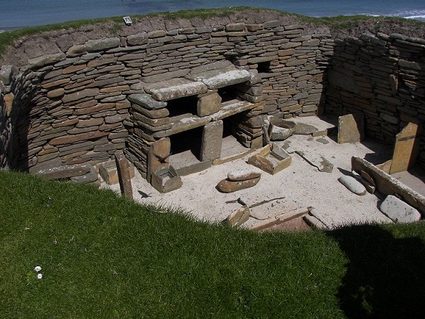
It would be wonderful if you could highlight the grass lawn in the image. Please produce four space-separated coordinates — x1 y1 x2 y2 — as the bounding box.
0 171 424 318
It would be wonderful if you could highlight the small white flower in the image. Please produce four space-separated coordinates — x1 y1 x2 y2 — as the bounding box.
34 266 42 272
37 273 43 280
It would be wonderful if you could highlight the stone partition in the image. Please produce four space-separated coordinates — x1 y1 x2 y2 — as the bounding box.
326 33 425 168
0 12 331 187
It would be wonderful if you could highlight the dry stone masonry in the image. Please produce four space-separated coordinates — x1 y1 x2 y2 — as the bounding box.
0 10 424 192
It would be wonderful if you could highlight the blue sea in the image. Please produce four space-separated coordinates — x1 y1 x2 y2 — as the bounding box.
0 0 424 30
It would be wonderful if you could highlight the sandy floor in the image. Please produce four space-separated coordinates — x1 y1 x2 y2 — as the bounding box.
105 117 396 229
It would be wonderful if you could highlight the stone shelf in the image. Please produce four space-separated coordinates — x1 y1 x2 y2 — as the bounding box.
211 99 255 120
164 114 212 137
144 78 208 101
190 68 252 89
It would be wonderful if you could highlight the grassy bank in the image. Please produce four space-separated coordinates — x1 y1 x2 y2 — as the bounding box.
0 171 424 318
1 7 425 57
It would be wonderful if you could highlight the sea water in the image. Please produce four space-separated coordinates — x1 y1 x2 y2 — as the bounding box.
0 0 424 30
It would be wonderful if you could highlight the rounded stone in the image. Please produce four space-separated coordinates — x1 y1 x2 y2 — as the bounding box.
338 175 366 195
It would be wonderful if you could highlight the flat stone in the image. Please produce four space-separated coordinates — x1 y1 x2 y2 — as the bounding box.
337 114 364 144
380 195 421 223
50 130 108 146
47 88 65 99
294 123 318 135
224 206 250 227
127 32 148 46
247 152 291 175
197 92 221 116
191 69 251 89
296 150 333 173
227 168 261 181
145 78 207 101
128 94 167 110
33 164 92 180
68 38 120 55
71 168 98 184
62 88 99 103
338 175 367 195
216 176 261 193
201 120 223 161
28 53 65 69
390 122 419 174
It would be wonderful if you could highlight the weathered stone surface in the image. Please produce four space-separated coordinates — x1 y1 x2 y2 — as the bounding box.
62 88 99 103
337 114 364 144
390 122 419 174
216 176 261 193
115 151 133 199
269 121 295 141
127 32 148 46
145 78 208 101
380 195 421 223
201 120 223 161
128 94 167 110
28 53 65 69
0 65 16 85
247 149 291 175
352 157 425 214
191 69 251 89
50 130 108 146
338 175 367 195
33 164 92 180
152 138 171 160
225 206 250 227
197 92 221 116
77 118 103 128
227 168 261 181
151 166 182 193
294 123 318 135
296 150 333 173
47 88 65 99
68 38 120 55
70 168 98 184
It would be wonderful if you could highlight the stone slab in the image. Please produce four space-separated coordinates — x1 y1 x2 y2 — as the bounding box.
201 120 223 161
390 122 420 174
352 157 425 215
380 195 421 223
191 68 251 89
145 78 207 101
216 176 261 193
337 113 364 144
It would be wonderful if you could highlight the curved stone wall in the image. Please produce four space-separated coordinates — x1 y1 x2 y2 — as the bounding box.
0 13 332 183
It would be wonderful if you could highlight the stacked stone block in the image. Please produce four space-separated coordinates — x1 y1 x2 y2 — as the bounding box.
326 33 425 168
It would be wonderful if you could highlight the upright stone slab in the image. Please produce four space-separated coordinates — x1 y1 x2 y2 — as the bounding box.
115 151 133 200
390 122 420 174
197 91 221 116
201 120 223 161
337 114 364 144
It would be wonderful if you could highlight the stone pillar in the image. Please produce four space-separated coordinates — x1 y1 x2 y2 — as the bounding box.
147 137 171 182
201 120 223 161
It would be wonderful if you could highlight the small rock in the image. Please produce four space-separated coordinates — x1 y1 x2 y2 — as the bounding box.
227 168 261 181
294 123 318 135
379 195 421 223
338 175 367 195
216 176 261 193
224 206 250 227
269 124 293 141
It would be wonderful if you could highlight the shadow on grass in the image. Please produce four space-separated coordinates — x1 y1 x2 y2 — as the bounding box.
328 225 425 319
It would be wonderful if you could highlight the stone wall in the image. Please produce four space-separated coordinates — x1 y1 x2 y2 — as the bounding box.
326 33 425 168
0 15 331 182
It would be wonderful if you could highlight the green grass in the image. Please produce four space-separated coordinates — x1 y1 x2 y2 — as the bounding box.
1 171 424 318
